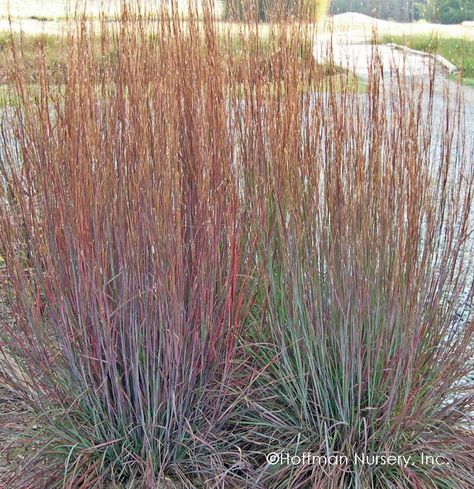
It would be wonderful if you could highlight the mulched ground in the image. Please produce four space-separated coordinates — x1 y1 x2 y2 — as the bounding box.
0 386 34 488
0 265 37 488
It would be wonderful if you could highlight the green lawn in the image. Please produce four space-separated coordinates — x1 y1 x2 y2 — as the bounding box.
379 34 474 85
0 31 66 82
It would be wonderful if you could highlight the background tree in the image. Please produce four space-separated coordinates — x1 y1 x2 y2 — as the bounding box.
416 0 474 24
330 0 474 23
223 0 330 21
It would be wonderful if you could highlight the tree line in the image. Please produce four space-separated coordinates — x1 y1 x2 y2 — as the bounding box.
330 0 474 24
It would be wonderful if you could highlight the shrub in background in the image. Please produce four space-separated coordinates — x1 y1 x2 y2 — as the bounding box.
223 0 329 22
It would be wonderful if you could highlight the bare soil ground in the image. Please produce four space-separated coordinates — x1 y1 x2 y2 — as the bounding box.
0 386 32 488
0 268 37 488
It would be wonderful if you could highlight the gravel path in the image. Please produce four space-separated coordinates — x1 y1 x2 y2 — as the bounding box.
313 24 474 110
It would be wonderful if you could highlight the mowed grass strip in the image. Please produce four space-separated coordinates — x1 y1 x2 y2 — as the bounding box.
379 33 474 85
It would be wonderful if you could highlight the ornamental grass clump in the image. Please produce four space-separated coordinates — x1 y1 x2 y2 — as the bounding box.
0 3 473 489
0 8 260 488
237 70 474 487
